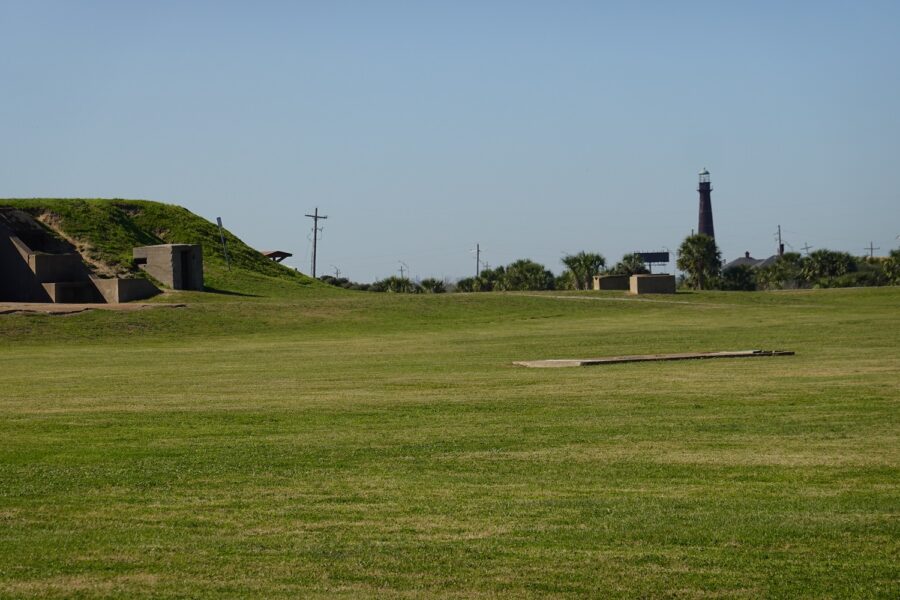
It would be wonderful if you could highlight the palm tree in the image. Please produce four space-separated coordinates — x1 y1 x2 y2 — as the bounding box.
476 265 504 292
883 249 900 285
455 277 477 292
561 251 606 290
676 234 721 290
555 270 577 290
497 259 555 291
611 253 649 276
800 250 856 284
721 265 757 291
756 253 802 290
419 278 446 293
372 276 420 293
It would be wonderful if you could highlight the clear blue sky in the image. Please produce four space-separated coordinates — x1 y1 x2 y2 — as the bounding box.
2 1 898 281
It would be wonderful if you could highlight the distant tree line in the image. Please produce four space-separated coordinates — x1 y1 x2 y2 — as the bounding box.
319 274 447 293
677 233 900 291
319 240 900 294
456 259 556 292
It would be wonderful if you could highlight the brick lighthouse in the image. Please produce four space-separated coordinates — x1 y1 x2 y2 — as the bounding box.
697 168 715 239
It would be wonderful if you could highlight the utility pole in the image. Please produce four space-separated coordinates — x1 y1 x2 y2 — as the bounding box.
775 225 784 256
476 243 481 278
865 241 880 259
801 242 812 256
304 207 327 277
331 265 341 278
398 261 409 279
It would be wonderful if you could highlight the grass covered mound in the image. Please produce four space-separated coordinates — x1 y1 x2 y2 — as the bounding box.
1 199 322 296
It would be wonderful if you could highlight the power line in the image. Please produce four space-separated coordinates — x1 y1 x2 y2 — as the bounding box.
304 207 328 277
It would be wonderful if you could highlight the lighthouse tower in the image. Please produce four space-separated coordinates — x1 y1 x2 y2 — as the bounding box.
697 168 715 239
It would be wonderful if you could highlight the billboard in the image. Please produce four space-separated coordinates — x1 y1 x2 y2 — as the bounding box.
637 252 670 264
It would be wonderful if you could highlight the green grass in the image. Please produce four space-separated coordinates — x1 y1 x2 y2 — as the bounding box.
1 286 898 598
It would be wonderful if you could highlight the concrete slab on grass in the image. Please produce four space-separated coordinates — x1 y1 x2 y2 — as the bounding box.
514 350 794 368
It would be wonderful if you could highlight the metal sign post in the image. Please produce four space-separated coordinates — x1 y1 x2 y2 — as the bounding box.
216 217 231 270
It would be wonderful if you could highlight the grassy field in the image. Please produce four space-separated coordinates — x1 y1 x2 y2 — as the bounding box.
1 285 898 598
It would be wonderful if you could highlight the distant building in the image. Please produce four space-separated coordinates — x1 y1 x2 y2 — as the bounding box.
723 251 779 271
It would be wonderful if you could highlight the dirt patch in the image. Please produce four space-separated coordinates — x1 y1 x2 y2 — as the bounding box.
0 302 186 315
36 212 125 278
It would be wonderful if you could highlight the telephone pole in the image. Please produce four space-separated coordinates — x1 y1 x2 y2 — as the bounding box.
775 225 784 256
801 242 812 256
304 207 327 277
865 241 880 259
398 261 409 279
476 243 481 278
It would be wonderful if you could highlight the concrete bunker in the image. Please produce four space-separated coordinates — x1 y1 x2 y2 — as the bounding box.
593 275 630 291
1 207 161 304
629 274 677 294
1 208 102 303
133 244 204 291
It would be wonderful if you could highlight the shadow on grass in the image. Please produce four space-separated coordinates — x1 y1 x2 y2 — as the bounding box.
203 286 262 298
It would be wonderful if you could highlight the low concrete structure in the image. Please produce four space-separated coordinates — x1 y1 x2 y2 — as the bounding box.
515 350 795 368
10 236 85 283
1 209 95 302
92 277 161 303
2 234 103 303
629 274 676 294
133 244 203 290
41 281 101 303
1 208 160 304
593 275 630 291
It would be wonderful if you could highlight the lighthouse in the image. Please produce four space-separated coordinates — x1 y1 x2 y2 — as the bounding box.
697 168 715 239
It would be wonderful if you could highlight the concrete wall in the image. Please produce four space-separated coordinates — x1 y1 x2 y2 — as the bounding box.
1 210 166 304
92 278 160 303
0 228 51 302
1 228 101 302
42 282 103 303
29 252 88 284
134 244 203 290
593 275 630 291
629 274 677 294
